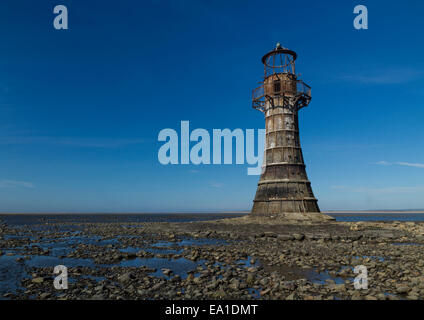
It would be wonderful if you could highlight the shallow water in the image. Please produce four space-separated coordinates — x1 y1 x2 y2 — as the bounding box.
307 269 346 285
0 214 236 298
392 242 424 246
0 213 244 226
0 255 29 298
329 213 424 222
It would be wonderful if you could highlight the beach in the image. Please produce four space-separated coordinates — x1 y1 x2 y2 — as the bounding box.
1 213 424 300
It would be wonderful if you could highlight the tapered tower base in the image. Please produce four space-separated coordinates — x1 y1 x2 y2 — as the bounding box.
249 211 334 223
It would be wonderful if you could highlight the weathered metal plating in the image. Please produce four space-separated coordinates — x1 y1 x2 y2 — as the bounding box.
250 44 321 218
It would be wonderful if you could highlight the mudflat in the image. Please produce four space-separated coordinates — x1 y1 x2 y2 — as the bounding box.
1 215 424 300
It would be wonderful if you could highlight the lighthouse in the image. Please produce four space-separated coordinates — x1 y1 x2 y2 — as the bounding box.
250 44 331 221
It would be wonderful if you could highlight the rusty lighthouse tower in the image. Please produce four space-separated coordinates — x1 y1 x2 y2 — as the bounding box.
251 44 330 221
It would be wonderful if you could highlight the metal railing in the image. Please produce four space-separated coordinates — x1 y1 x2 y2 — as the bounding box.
296 81 311 98
252 79 311 111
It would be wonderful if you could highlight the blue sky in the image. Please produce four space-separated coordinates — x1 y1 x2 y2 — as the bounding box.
1 0 424 213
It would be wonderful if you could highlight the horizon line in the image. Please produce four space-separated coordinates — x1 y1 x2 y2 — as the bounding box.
1 209 424 215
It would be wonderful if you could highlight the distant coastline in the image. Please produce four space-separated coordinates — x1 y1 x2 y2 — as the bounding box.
324 210 424 215
1 210 424 215
0 212 248 216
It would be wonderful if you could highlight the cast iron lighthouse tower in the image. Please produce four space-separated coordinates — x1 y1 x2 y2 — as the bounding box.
251 44 326 220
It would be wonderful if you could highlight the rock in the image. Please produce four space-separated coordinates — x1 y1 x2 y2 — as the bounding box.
137 289 147 296
211 289 226 299
246 274 255 286
260 288 271 296
206 281 218 290
381 233 395 239
350 224 362 231
94 285 105 292
293 234 305 241
118 272 134 283
172 275 181 282
32 277 45 284
376 293 387 300
280 281 296 291
395 285 410 294
39 292 51 299
264 232 277 238
137 250 146 257
186 273 194 282
278 235 294 241
329 284 346 292
286 293 296 300
152 282 164 291
166 290 177 298
229 279 240 290
162 268 172 276
126 253 136 259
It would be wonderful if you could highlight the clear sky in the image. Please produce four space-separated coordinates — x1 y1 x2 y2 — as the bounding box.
1 0 424 213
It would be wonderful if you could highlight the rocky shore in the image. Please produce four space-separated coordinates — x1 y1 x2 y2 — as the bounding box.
1 215 424 300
